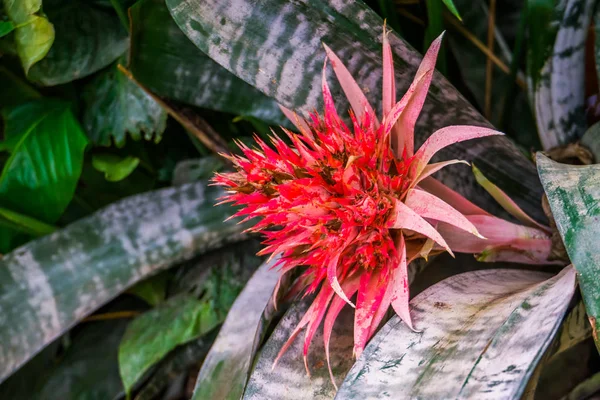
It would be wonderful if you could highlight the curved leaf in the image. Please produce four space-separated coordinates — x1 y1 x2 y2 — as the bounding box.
3 0 55 74
28 2 128 86
530 0 594 149
192 257 281 400
537 154 600 349
166 0 547 222
83 61 167 148
337 267 576 399
0 181 248 383
92 154 140 182
129 0 287 126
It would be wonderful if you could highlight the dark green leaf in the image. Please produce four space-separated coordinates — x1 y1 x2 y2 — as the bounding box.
0 66 41 109
92 154 141 182
529 0 593 149
0 20 14 37
0 100 88 223
192 258 281 400
537 153 600 349
127 272 169 306
337 267 576 399
166 0 548 222
424 0 446 74
83 62 167 148
27 2 128 86
3 0 55 74
119 294 220 395
0 180 249 383
128 0 287 126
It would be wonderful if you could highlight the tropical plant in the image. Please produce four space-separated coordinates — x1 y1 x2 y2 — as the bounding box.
0 0 598 399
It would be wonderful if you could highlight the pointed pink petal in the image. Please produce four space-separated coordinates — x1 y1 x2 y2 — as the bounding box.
391 235 413 329
354 269 388 358
388 33 443 157
322 43 379 127
418 177 491 216
404 188 483 238
472 164 551 232
413 126 503 176
414 159 469 185
323 276 360 389
302 284 335 376
321 57 342 125
382 26 396 116
388 199 453 255
278 105 313 139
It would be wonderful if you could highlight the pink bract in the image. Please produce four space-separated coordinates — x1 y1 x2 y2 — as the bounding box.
213 28 556 386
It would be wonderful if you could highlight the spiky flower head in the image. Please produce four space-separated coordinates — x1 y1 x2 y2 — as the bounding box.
214 29 556 384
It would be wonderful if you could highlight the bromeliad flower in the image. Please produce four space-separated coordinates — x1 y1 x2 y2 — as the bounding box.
213 29 557 383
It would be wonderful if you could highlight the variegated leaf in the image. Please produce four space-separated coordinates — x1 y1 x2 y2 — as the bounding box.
337 267 576 399
0 181 248 383
166 0 548 222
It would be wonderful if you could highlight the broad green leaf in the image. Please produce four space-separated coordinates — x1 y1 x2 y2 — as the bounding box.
166 0 549 223
0 20 14 37
193 257 281 400
529 0 594 149
243 298 355 400
442 0 462 20
0 180 249 383
92 154 141 182
119 294 219 395
27 1 128 86
0 100 88 223
83 61 167 148
337 267 576 399
537 153 600 349
128 0 287 126
3 0 55 74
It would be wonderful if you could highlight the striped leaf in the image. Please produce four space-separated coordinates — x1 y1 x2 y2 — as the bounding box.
529 0 594 149
0 181 248 383
166 0 548 222
129 0 287 126
537 154 600 349
192 257 281 400
337 267 576 399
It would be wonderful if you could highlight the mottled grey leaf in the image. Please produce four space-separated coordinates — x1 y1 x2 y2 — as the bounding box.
192 257 281 400
0 181 248 383
581 121 600 162
172 156 226 187
337 267 576 399
166 0 547 222
531 0 594 149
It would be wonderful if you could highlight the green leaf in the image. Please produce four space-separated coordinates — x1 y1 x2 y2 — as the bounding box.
0 206 56 236
192 257 282 400
424 0 446 74
0 180 249 383
0 20 14 37
529 0 593 149
3 0 55 74
243 297 355 400
337 267 576 398
128 0 287 126
83 62 167 148
118 294 219 395
442 0 462 21
171 156 226 186
537 153 600 350
92 154 141 182
27 1 128 86
0 66 41 109
0 100 88 223
166 0 549 222
126 272 169 306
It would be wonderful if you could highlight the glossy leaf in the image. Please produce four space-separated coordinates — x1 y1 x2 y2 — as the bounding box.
119 294 218 395
28 1 128 86
92 154 141 182
83 61 167 148
337 267 576 399
3 0 55 74
0 180 248 383
529 0 594 149
167 0 547 222
192 257 281 400
537 153 600 349
129 0 287 126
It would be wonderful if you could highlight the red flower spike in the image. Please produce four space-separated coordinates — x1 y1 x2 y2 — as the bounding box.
213 28 561 381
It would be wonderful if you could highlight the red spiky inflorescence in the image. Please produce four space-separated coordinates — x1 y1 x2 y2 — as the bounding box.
213 28 559 386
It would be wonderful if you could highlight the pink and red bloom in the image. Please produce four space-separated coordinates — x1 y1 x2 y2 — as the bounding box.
213 30 557 384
